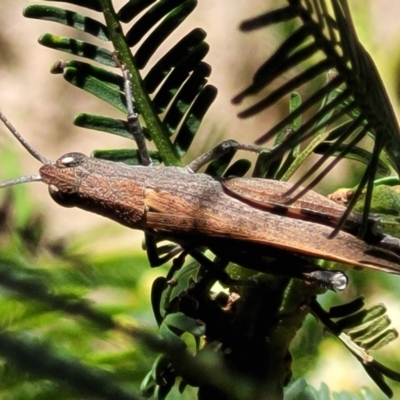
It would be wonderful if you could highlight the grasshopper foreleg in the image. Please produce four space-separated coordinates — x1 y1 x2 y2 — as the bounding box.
113 52 152 166
187 140 267 173
143 233 183 267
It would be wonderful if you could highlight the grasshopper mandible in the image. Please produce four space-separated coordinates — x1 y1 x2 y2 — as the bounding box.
1 110 400 292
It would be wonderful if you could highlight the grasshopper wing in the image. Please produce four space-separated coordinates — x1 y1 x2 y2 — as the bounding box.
221 177 351 220
143 171 400 275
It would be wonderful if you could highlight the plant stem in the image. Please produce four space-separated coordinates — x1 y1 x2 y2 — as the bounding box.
98 0 182 166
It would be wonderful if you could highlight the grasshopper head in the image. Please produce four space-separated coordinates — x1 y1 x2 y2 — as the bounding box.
0 110 88 209
39 152 89 208
0 110 146 228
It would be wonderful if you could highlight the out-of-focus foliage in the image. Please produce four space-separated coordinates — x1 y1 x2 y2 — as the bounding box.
0 150 160 399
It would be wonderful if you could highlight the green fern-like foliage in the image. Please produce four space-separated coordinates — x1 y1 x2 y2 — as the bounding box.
233 0 400 236
24 0 217 166
0 1 400 400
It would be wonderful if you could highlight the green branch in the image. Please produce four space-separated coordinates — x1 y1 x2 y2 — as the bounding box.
98 0 182 166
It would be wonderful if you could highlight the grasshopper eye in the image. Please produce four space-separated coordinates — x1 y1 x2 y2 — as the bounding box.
48 185 78 208
56 153 85 168
60 156 77 166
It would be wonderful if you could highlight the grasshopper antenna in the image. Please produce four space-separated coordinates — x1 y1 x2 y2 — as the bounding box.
0 174 43 189
0 109 48 188
0 110 50 165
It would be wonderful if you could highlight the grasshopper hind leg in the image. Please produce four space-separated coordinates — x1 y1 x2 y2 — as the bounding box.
302 270 348 292
187 244 349 292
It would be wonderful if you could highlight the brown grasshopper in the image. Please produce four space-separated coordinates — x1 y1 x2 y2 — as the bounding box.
1 110 400 292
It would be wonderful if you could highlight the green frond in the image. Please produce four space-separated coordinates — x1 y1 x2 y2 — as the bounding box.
23 5 110 40
233 0 400 237
24 0 215 165
311 298 400 398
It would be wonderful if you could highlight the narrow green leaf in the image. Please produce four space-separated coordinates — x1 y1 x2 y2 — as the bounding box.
150 51 210 113
289 92 302 131
336 305 386 331
140 370 156 397
373 359 400 382
205 148 237 177
155 381 175 400
232 26 314 104
362 364 392 399
349 316 391 342
151 277 167 326
324 120 359 141
254 77 344 144
74 114 132 139
163 312 205 336
118 0 156 23
63 67 126 113
166 263 199 303
51 60 123 90
151 354 171 386
38 34 116 66
240 5 299 30
361 329 398 351
23 5 109 41
125 0 188 46
238 59 335 119
164 63 211 135
159 323 186 351
224 159 252 177
173 85 217 157
43 0 102 12
314 143 392 176
144 28 208 94
91 149 162 165
253 151 273 178
134 0 198 69
328 298 365 318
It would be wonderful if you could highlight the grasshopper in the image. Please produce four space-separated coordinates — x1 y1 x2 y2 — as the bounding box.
1 57 400 291
1 110 400 292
